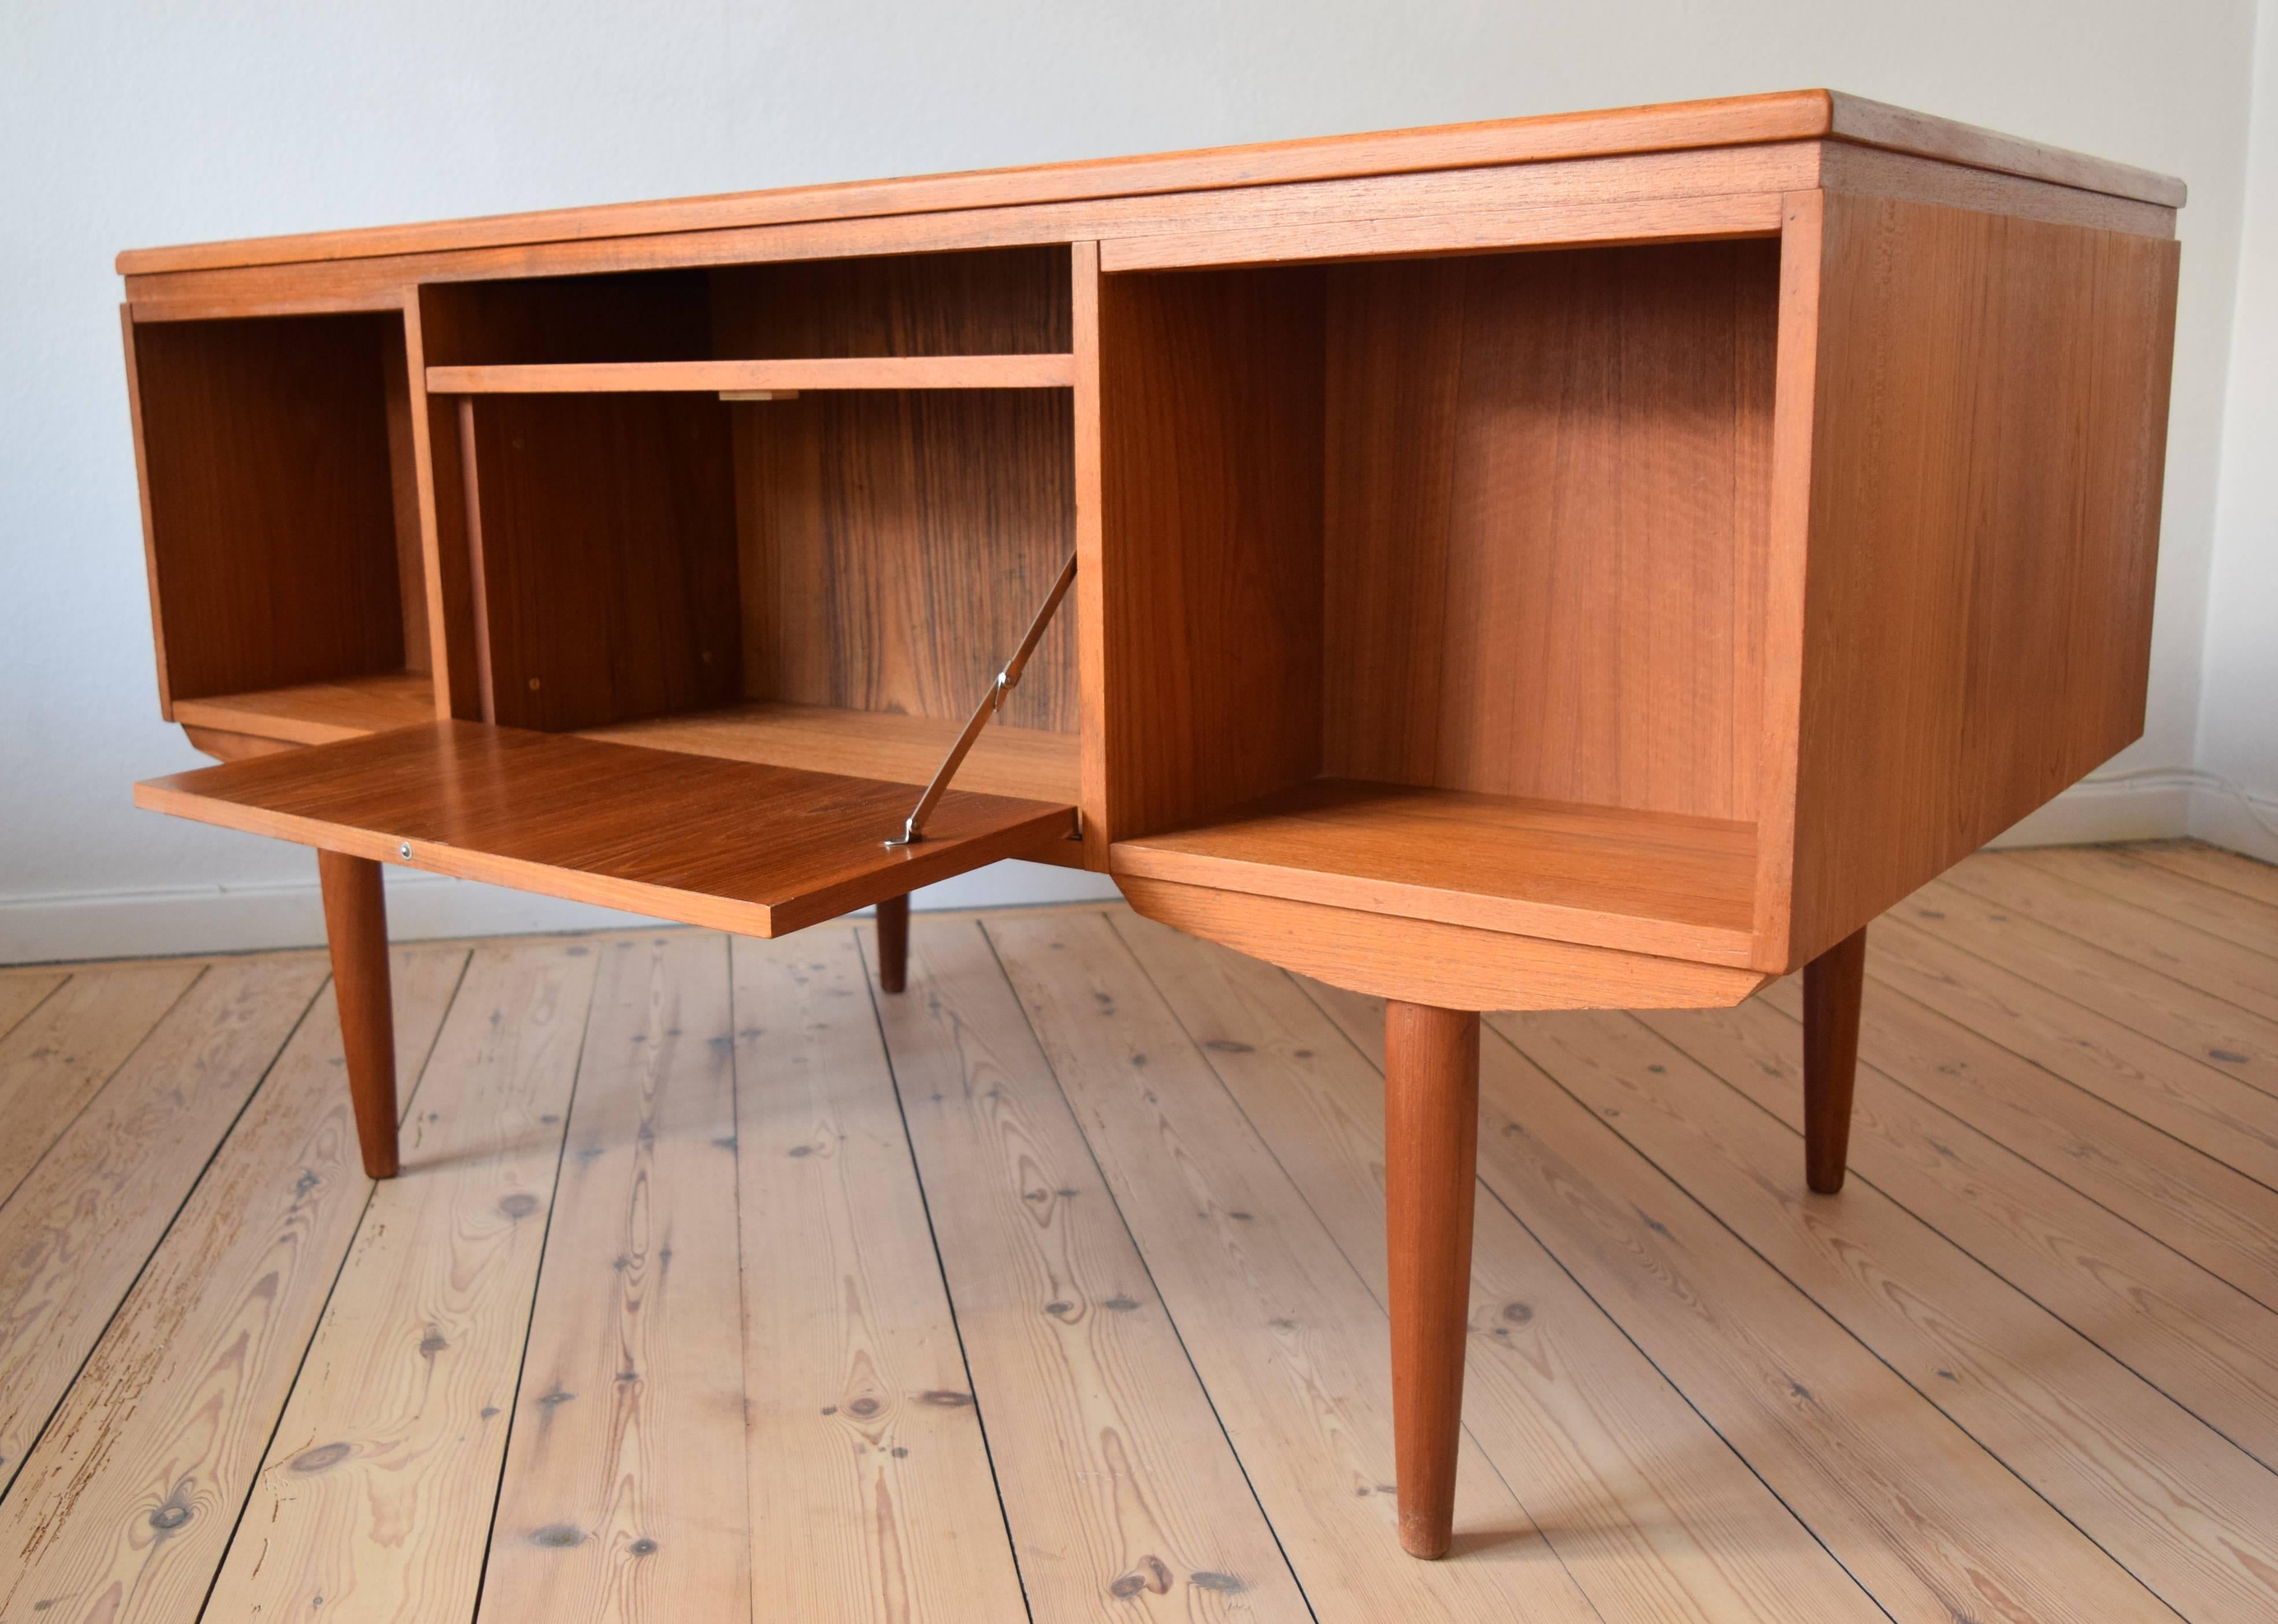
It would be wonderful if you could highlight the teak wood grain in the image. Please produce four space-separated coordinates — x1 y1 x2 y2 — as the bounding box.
588 701 1079 805
135 722 1077 937
170 671 438 745
117 144 1838 319
1100 189 1785 270
713 243 1074 358
1320 241 1776 824
116 139 2176 339
317 852 399 1179
107 89 2191 1583
1110 778 1757 962
466 391 742 733
129 313 411 709
1094 264 1326 845
114 90 2179 278
428 355 1074 393
733 389 1078 733
1776 195 2180 967
1118 876 1769 1012
1382 1001 1481 1559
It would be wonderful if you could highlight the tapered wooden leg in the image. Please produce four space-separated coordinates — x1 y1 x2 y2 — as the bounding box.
1803 924 1868 1194
1383 1000 1480 1559
875 893 910 994
317 850 399 1180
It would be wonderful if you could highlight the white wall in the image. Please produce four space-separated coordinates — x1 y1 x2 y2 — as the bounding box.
0 0 2265 961
2191 0 2278 863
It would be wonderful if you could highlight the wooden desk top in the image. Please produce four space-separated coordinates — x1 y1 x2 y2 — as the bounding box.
117 89 2183 278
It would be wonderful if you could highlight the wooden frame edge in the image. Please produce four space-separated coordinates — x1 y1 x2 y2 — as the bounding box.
1749 189 1826 975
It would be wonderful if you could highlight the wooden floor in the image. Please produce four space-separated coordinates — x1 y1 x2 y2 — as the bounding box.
2 841 2275 1621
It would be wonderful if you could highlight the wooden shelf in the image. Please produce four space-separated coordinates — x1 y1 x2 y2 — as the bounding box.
136 721 1077 938
171 671 436 745
585 702 1079 804
425 356 1075 394
1110 779 1759 965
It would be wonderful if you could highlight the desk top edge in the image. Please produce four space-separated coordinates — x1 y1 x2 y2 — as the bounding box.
114 89 2186 278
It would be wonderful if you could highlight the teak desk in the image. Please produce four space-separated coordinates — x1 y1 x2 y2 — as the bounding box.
117 90 2183 1560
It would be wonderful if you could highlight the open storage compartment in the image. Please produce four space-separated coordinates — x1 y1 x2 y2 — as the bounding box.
135 247 1090 942
127 311 436 744
1100 239 1780 963
423 247 1082 816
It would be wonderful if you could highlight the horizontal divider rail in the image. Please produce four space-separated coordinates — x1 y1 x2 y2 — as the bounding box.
424 355 1077 395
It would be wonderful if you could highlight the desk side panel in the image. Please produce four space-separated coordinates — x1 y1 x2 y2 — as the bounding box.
1781 192 2179 968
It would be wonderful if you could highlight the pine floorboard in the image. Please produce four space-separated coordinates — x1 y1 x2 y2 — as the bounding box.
1 839 2273 1621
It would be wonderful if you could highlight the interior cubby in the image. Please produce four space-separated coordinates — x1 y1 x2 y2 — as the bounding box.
420 245 1073 365
1100 238 1780 945
438 248 1080 805
130 311 432 736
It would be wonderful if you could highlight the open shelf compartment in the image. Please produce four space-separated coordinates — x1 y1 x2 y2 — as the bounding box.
1111 780 1757 964
588 701 1078 805
421 246 1084 869
127 310 436 738
1097 235 1781 961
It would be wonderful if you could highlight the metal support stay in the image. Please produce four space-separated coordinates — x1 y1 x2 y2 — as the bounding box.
885 552 1078 848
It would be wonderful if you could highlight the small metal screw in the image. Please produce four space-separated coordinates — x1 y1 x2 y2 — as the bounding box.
399 843 412 859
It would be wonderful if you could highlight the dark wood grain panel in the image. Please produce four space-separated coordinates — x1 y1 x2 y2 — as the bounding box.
134 721 1075 937
131 313 409 702
1322 242 1778 822
1096 265 1327 841
417 269 713 366
379 335 429 671
470 392 742 731
711 244 1070 356
733 389 1076 730
421 390 485 718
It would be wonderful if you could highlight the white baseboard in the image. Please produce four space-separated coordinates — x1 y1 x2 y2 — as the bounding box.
1986 767 2278 864
0 860 1122 966
2187 783 2278 866
1985 772 2195 848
